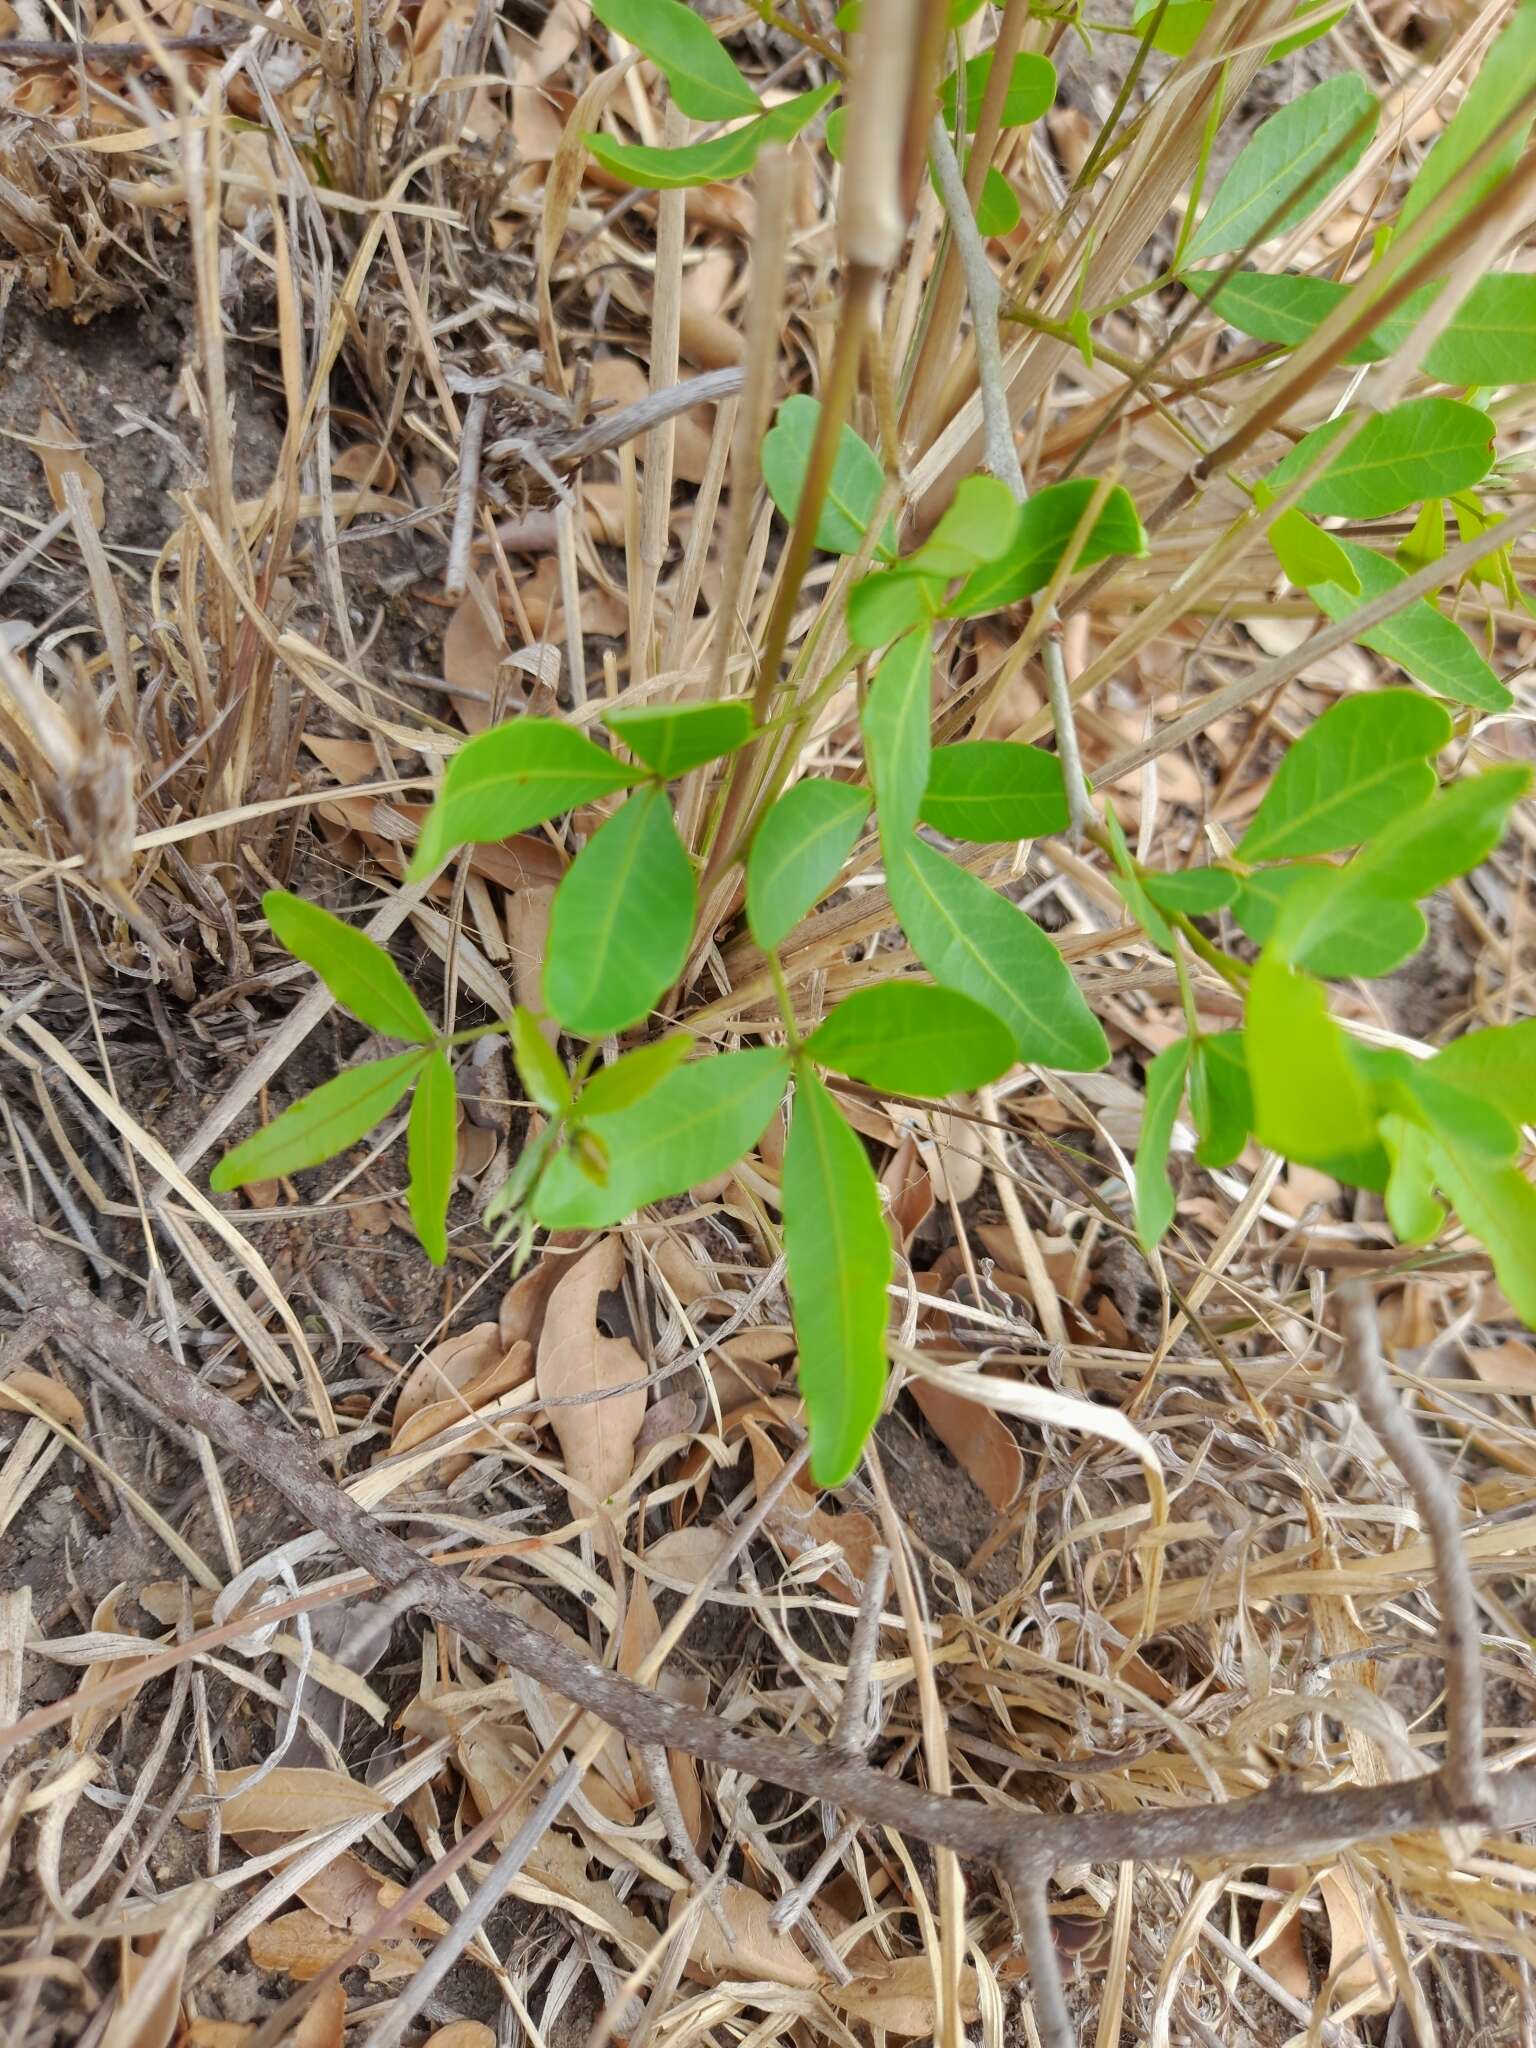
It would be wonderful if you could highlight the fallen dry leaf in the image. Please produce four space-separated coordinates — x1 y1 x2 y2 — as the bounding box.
828 1956 982 2036
247 1909 423 1983
909 1379 1024 1513
678 1881 820 1989
537 1235 647 1506
422 2027 495 2048
211 1767 392 1834
1468 1338 1536 1393
293 1976 346 2048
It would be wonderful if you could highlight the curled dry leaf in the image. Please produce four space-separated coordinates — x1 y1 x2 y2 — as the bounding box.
390 1342 534 1461
498 1245 579 1354
137 1581 216 1627
296 1851 448 1942
634 1389 699 1454
444 575 507 735
537 1234 647 1505
0 1368 86 1430
187 2025 253 2048
649 1231 720 1310
908 1379 1024 1513
391 1322 505 1439
1260 1865 1395 2014
678 1881 821 1989
72 1586 140 1754
211 1766 392 1834
33 407 105 528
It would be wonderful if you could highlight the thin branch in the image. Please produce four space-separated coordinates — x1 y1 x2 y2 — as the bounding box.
928 118 1091 835
3 1178 1532 1881
640 1744 712 1889
927 118 1023 500
358 1757 586 2048
1337 1282 1491 1824
444 393 489 600
1012 1871 1073 2048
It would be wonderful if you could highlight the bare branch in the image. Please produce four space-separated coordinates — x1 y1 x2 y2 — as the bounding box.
1337 1282 1491 1824
3 1178 1531 1887
1012 1871 1073 2048
928 118 1091 835
927 118 1023 501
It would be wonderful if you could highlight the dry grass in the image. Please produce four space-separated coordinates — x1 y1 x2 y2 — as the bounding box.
1 1 1535 2043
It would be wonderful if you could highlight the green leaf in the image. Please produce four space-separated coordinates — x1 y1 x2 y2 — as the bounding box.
1322 765 1530 908
783 1068 891 1487
940 52 1055 131
1185 76 1376 263
1399 1063 1518 1163
543 787 696 1037
510 1008 572 1116
761 392 895 558
533 1047 789 1229
1141 868 1238 916
1204 272 1536 388
1189 1031 1253 1169
1379 1113 1445 1243
590 0 758 119
210 1051 427 1191
1265 399 1494 520
860 629 932 838
746 779 868 952
587 81 835 189
1375 275 1536 387
943 480 1147 615
886 834 1109 1072
1429 1021 1536 1129
1134 1038 1191 1252
406 1051 457 1266
918 740 1068 843
1233 867 1427 981
604 699 753 777
847 568 944 649
1199 270 1354 350
408 719 638 879
1246 956 1377 1166
578 1034 693 1119
1423 1134 1536 1326
261 889 435 1044
903 475 1022 580
1398 0 1536 244
976 167 1021 238
1237 689 1451 861
806 982 1015 1097
1309 541 1510 712
1268 507 1361 595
